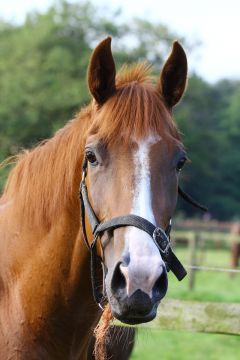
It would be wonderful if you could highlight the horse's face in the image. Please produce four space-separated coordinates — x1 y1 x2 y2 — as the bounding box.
86 38 187 324
85 134 186 323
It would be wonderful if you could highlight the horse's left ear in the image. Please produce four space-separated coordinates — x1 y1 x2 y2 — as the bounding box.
158 41 187 108
88 37 116 104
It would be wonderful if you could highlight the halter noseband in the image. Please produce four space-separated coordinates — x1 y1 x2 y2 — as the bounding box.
79 158 207 309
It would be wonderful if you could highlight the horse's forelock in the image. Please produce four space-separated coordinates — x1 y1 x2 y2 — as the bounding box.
88 63 181 145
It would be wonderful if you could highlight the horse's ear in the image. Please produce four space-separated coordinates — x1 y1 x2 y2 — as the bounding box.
158 41 187 108
88 37 116 104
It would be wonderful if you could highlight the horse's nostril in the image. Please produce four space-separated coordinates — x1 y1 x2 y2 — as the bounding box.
152 266 168 300
111 262 126 296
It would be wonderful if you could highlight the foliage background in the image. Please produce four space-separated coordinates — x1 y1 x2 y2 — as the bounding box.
0 0 240 220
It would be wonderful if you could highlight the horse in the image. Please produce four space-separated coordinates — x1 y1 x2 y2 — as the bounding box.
0 37 188 359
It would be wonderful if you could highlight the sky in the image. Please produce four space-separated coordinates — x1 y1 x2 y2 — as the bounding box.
1 0 240 83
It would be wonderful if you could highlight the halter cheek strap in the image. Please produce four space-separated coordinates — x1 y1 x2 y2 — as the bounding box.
79 159 207 309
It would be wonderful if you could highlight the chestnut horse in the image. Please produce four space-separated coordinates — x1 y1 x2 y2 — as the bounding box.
0 37 188 359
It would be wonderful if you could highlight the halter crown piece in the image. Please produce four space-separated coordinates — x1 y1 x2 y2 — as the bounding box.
79 158 207 309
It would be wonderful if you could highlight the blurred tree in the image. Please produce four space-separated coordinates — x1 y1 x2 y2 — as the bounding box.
0 0 240 220
0 0 181 160
175 76 240 220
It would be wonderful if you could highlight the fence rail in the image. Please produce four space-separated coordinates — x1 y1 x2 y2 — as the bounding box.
139 299 240 336
185 264 240 273
172 230 236 243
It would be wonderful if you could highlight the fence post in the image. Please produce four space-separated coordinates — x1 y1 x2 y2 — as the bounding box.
188 232 199 290
198 233 206 264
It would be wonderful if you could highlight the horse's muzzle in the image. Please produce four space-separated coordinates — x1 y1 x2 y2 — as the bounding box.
107 263 168 324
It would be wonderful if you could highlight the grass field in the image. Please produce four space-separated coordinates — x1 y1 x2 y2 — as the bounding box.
131 328 240 360
130 244 240 359
167 247 240 303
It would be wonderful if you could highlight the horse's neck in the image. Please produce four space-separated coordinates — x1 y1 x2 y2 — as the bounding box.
1 199 100 358
0 112 99 360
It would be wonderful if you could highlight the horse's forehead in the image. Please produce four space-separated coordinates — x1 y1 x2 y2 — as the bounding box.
109 134 163 168
131 134 162 149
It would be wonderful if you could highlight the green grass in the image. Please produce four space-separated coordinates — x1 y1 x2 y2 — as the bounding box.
167 247 240 303
131 329 240 360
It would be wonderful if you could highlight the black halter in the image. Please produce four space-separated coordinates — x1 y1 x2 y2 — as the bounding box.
79 158 207 309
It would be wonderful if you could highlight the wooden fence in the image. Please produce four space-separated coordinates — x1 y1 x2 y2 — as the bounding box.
172 229 240 290
140 299 240 336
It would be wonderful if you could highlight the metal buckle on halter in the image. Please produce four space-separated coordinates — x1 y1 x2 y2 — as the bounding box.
153 227 171 255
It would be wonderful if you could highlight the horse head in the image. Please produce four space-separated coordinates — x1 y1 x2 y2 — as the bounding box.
83 37 188 324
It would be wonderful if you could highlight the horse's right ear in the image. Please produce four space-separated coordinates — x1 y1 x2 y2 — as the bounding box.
88 37 116 105
158 41 187 108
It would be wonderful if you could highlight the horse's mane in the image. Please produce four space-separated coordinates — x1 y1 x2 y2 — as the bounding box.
2 63 181 230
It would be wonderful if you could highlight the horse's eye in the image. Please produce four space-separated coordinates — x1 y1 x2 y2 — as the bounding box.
86 150 98 165
176 157 187 172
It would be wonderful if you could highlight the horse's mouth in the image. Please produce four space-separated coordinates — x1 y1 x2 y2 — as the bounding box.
112 303 159 325
109 295 160 325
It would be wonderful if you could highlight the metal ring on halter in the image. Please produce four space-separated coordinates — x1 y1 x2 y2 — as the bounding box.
81 168 87 182
98 302 104 311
